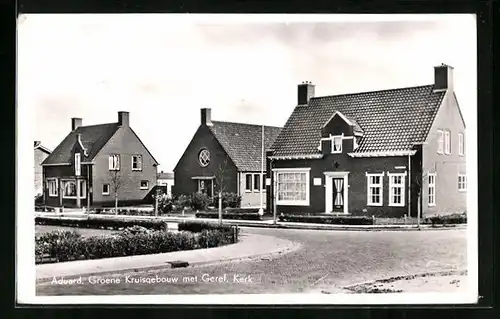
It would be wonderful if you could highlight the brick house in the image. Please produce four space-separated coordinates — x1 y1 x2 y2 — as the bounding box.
34 141 52 196
174 108 282 208
41 111 159 208
266 64 467 217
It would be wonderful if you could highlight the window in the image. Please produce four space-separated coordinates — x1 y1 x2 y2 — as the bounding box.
75 153 81 176
132 155 143 171
428 173 436 206
458 133 465 156
245 174 252 192
102 184 110 195
367 173 384 206
47 178 58 197
253 174 261 192
331 136 342 153
444 130 451 154
109 154 120 170
198 149 210 167
388 173 406 207
140 180 149 190
458 174 467 191
437 130 444 154
262 174 266 190
275 169 310 206
62 180 77 198
79 180 86 198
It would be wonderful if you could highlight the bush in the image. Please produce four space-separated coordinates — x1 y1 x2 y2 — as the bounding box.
195 212 262 220
173 194 192 211
278 214 374 225
191 192 210 211
35 194 43 205
35 226 238 264
178 221 237 233
424 213 467 225
212 192 242 209
35 216 169 231
156 194 174 214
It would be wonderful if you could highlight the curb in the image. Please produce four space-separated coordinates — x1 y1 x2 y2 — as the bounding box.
36 235 301 285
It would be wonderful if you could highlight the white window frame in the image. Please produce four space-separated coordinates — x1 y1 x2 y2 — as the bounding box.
428 172 436 206
366 172 384 206
444 130 451 155
273 168 310 206
253 174 261 193
78 180 87 199
388 172 406 207
47 178 58 197
331 135 343 154
458 133 465 156
61 179 78 199
102 184 110 196
245 174 253 192
131 154 143 171
437 130 444 154
458 174 467 192
245 173 265 192
75 153 81 176
140 180 149 190
109 154 120 171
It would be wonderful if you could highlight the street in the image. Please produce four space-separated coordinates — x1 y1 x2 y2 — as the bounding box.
36 227 467 295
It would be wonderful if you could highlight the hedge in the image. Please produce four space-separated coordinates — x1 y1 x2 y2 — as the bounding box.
178 221 238 234
35 216 168 231
424 213 467 225
278 214 374 225
92 208 155 216
35 227 238 264
195 212 262 220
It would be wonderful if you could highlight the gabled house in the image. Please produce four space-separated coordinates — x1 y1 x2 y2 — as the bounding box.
266 64 467 217
41 111 159 208
174 108 282 208
34 141 52 196
157 171 174 197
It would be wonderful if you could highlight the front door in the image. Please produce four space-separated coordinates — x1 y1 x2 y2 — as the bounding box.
198 179 214 198
332 178 344 213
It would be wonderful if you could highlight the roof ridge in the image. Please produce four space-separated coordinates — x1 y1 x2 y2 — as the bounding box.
311 84 434 101
77 122 118 129
211 120 282 129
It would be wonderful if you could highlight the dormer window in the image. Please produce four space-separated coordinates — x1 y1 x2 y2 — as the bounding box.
74 153 81 176
331 136 342 153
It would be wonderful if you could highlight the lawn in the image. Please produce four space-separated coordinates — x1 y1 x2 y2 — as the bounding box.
36 227 467 295
35 225 119 237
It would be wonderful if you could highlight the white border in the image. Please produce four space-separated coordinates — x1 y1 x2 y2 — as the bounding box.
17 13 478 305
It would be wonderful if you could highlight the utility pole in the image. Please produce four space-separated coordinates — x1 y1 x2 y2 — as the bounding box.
258 125 265 216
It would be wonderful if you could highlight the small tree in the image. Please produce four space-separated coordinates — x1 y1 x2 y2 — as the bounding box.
214 155 231 224
109 170 122 215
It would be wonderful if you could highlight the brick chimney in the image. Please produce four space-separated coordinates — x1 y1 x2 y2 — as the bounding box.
298 81 315 105
201 108 212 126
118 111 130 127
71 118 82 131
433 63 454 92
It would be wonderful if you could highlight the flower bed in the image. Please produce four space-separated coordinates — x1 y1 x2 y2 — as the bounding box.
35 224 239 264
278 214 374 225
35 216 168 231
195 212 262 221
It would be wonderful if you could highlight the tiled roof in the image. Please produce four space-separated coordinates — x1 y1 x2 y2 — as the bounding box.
209 121 282 171
34 141 52 154
158 172 174 179
41 123 120 165
271 85 446 157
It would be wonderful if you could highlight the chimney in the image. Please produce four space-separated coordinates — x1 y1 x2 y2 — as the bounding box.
34 141 41 147
118 111 130 127
298 81 315 105
71 118 82 131
201 108 212 126
433 63 454 92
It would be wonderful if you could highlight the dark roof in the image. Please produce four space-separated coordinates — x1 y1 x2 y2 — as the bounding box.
271 85 446 157
34 141 52 154
41 123 120 165
158 172 174 179
209 121 282 171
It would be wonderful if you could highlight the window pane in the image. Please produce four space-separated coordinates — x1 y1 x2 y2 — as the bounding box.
253 174 260 191
246 174 252 190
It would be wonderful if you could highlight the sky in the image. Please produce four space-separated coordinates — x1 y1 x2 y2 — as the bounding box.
18 14 477 173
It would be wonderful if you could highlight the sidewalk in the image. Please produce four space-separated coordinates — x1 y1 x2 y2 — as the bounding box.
35 212 467 231
36 233 300 283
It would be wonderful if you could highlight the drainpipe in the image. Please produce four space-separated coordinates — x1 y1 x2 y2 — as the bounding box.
408 154 411 219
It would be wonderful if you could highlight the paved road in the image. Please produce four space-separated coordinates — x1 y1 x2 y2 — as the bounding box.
37 227 467 295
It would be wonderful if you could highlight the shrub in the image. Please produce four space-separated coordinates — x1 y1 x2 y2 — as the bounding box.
424 213 467 225
156 194 174 214
173 194 192 211
190 192 210 211
35 216 169 231
212 192 242 209
35 194 43 205
195 212 262 220
35 226 238 264
278 214 374 225
178 221 236 233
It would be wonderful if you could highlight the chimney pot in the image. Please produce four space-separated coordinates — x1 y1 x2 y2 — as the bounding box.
297 81 315 105
71 118 82 131
118 111 130 127
433 64 454 91
201 108 212 126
